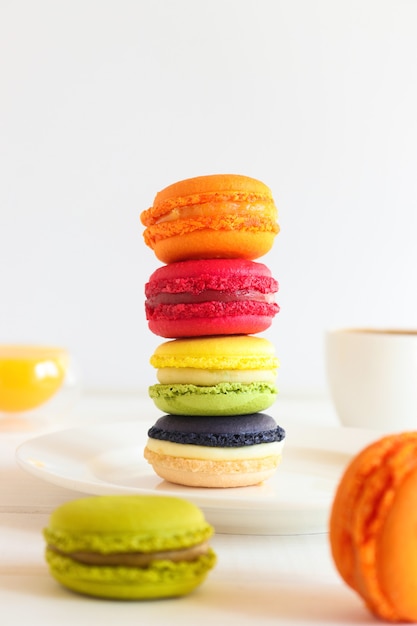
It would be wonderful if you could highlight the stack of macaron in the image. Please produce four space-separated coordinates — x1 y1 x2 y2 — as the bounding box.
140 174 285 488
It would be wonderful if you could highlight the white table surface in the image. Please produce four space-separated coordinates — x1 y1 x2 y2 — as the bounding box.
0 391 378 625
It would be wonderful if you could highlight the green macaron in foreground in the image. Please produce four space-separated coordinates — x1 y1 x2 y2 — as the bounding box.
43 495 216 600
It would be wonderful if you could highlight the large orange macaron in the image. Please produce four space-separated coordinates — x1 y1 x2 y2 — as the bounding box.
140 174 279 263
329 432 417 622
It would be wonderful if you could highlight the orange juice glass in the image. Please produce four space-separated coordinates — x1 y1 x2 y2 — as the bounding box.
0 345 68 413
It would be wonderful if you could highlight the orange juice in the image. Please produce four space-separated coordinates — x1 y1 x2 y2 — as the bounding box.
0 345 68 412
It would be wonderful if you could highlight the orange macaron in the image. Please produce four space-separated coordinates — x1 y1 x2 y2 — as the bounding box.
329 432 417 622
140 174 279 263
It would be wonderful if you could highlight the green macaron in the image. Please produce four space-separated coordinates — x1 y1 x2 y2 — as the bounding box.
43 495 216 600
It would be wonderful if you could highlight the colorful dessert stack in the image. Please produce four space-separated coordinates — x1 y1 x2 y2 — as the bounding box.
140 174 285 488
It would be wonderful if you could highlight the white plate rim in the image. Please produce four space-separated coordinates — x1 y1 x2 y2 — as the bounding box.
15 421 378 513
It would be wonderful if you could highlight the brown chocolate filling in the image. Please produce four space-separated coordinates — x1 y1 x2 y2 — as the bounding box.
48 541 209 567
147 290 275 306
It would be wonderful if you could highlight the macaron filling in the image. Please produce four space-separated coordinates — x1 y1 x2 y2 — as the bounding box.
145 439 284 461
47 541 210 567
154 200 275 223
156 368 277 385
146 289 275 309
147 290 277 305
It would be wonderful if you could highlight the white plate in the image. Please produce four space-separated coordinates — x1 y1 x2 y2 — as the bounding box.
15 421 378 535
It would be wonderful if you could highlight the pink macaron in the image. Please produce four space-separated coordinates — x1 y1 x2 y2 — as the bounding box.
145 259 279 338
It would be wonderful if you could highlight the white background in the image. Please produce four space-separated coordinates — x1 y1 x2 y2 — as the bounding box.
1 0 417 395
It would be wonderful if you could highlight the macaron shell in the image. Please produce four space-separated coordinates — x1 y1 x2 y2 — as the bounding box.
148 412 285 444
148 311 276 338
151 174 274 206
353 438 417 622
150 336 279 371
145 258 277 286
149 230 277 264
377 468 417 621
149 382 278 416
144 452 281 488
44 495 213 553
46 549 216 600
329 436 397 590
329 433 417 622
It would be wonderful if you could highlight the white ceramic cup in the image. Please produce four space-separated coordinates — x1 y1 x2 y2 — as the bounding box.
325 328 417 431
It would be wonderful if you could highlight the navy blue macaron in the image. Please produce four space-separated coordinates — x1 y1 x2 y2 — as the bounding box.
144 413 286 488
